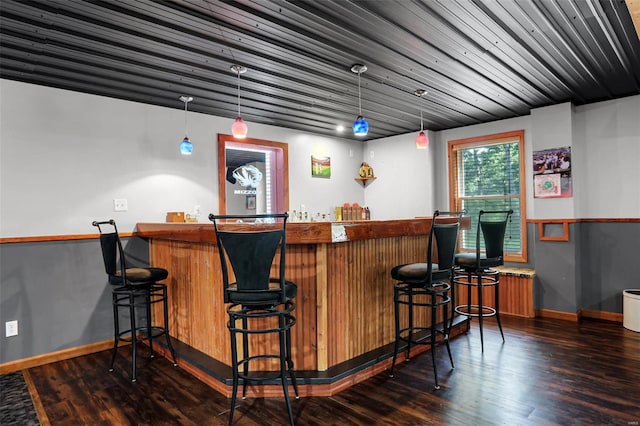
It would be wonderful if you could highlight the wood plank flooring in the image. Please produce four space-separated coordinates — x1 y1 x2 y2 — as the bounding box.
25 316 640 425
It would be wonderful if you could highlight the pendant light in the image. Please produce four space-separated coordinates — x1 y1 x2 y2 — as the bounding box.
351 64 369 137
231 65 248 139
179 96 194 155
414 89 429 149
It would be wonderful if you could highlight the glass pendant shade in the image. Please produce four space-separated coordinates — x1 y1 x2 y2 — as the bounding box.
415 131 429 149
353 115 369 136
231 65 248 139
414 89 429 149
179 95 194 155
351 64 368 137
232 116 248 139
180 136 193 155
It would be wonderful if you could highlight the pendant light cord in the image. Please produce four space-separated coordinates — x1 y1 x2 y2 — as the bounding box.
236 71 241 116
184 99 188 136
358 71 362 115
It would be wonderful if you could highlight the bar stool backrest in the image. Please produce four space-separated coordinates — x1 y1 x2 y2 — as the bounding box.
426 210 465 286
476 209 514 267
209 213 289 305
92 220 127 285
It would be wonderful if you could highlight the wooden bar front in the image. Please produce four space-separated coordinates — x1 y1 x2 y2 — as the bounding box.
135 218 459 396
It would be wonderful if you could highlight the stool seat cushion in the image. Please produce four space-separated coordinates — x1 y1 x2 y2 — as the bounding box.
110 267 169 285
455 253 502 270
227 280 297 304
391 263 451 285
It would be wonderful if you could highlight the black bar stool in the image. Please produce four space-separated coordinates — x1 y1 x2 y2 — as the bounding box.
92 220 177 382
209 213 299 426
453 209 514 351
389 210 464 389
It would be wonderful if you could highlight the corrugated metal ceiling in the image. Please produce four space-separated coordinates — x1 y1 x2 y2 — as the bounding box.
1 0 639 141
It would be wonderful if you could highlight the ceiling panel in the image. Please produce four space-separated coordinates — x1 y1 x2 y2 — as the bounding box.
1 0 638 141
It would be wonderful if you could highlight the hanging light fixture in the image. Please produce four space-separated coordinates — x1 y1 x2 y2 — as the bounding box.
179 95 194 155
414 89 429 149
350 64 369 137
231 65 248 139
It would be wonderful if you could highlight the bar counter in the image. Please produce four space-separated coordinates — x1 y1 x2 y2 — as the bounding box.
135 218 460 396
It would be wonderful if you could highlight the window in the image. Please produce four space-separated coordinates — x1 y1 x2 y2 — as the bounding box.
448 130 527 262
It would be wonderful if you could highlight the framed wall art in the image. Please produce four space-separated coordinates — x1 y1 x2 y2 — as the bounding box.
533 146 572 198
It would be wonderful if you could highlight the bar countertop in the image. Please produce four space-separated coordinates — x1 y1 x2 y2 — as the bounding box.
135 218 444 245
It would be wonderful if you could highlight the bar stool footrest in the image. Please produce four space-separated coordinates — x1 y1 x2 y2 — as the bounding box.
454 304 497 318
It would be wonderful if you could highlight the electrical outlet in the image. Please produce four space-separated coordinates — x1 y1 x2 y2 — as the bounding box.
6 320 18 337
113 198 128 212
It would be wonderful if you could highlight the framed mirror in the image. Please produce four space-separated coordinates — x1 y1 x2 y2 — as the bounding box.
217 134 289 215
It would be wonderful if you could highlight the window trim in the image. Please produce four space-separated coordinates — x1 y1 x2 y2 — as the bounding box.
448 130 527 263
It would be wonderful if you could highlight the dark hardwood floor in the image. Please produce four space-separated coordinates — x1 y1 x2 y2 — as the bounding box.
25 316 640 425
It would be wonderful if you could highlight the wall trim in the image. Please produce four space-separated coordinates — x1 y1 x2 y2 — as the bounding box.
579 309 623 323
0 340 116 374
1 218 637 244
536 308 579 322
536 308 624 323
527 218 640 223
0 232 134 244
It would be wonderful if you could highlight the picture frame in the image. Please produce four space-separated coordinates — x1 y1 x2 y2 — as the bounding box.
533 146 572 198
311 155 331 178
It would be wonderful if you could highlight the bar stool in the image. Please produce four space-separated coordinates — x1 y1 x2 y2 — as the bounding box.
453 209 513 351
92 220 177 382
209 213 299 426
389 210 464 389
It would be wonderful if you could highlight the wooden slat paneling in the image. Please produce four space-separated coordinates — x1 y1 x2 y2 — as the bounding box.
150 239 318 371
326 235 441 366
454 271 535 318
145 221 451 376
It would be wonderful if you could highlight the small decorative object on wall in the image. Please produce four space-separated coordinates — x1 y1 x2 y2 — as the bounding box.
246 195 256 210
533 146 572 198
354 161 376 187
358 162 374 178
311 155 331 178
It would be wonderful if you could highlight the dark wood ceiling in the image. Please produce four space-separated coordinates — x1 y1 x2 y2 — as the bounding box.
1 0 639 141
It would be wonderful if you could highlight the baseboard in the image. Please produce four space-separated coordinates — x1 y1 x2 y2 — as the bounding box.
535 308 579 322
579 309 623 323
0 340 116 375
536 308 623 323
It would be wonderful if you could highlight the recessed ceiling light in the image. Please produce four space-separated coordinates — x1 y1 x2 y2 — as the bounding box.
336 125 345 133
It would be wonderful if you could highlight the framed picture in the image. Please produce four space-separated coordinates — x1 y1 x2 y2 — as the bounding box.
246 195 256 210
533 146 572 198
311 155 331 178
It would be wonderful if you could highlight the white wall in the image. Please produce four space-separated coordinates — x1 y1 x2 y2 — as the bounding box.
0 79 366 237
2 79 638 239
531 102 575 219
363 132 435 219
573 95 640 218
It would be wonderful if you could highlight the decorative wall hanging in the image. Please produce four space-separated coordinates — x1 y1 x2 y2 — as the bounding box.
311 155 331 178
533 146 572 198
